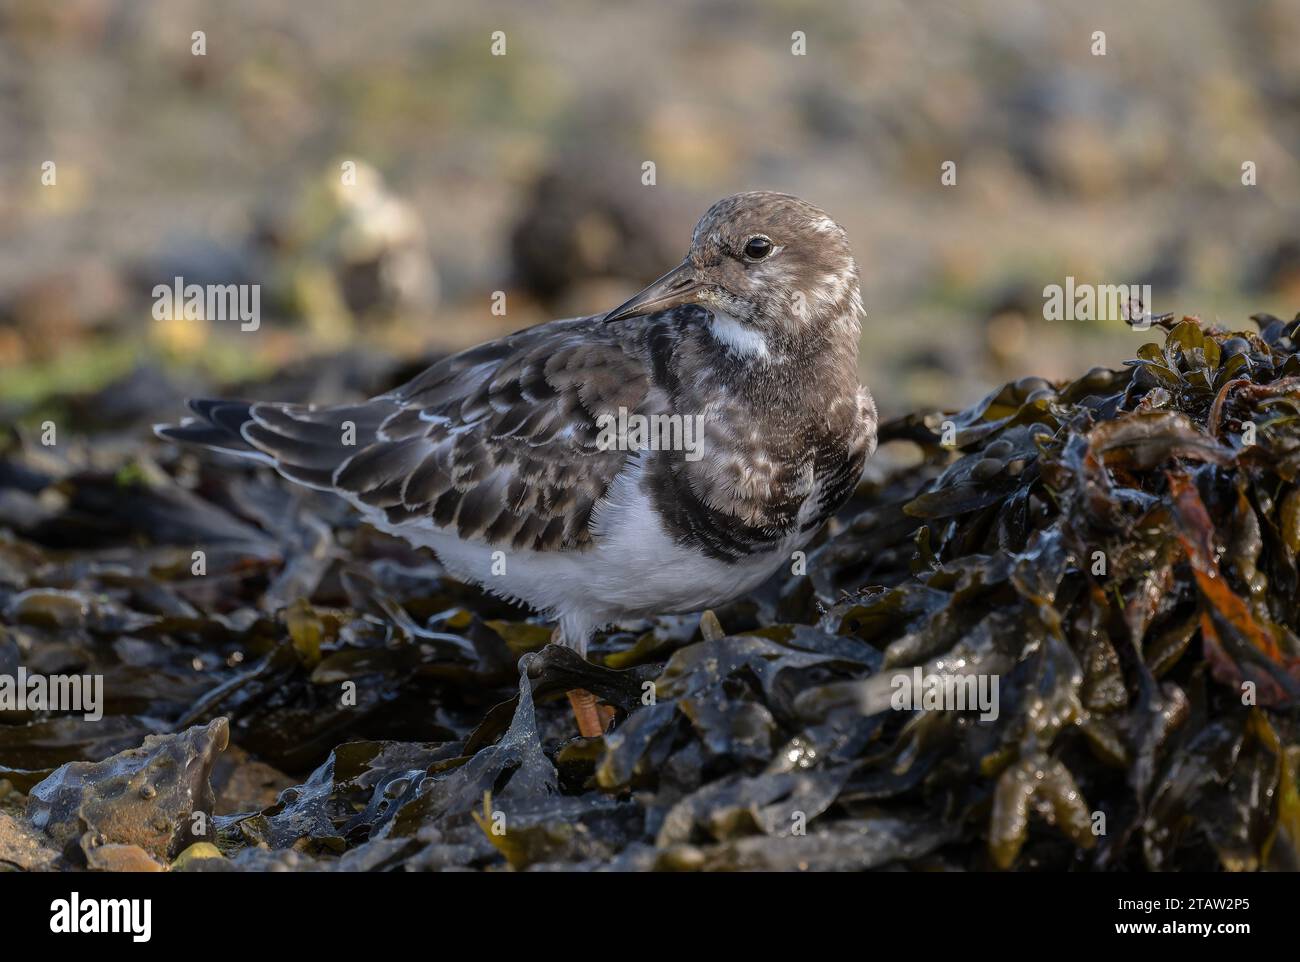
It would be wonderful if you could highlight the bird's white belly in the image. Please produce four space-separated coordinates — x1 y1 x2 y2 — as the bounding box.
356 455 812 637
582 456 801 617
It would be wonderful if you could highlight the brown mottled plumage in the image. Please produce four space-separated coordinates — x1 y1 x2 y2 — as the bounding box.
157 192 877 657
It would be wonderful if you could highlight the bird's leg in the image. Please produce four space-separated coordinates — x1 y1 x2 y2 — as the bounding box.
566 688 607 738
597 701 616 729
551 625 614 737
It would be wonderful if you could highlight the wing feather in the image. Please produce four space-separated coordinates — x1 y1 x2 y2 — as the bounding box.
221 317 653 551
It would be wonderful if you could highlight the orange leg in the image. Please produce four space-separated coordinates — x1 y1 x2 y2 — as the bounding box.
567 688 611 737
597 703 616 729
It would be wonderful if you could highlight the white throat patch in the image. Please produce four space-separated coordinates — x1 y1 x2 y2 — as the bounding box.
708 310 770 360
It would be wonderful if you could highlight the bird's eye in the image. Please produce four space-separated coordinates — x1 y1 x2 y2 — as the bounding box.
743 236 773 260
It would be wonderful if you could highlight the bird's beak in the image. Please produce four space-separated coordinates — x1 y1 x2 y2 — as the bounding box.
603 259 709 323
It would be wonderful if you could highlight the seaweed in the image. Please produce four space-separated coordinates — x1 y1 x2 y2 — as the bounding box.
3 314 1300 871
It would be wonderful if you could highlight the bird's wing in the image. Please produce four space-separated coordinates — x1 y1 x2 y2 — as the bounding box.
238 317 652 552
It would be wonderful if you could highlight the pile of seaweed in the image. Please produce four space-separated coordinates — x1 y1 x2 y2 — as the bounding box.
2 313 1300 872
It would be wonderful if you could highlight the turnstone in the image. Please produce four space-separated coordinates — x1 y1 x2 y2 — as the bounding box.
157 191 878 735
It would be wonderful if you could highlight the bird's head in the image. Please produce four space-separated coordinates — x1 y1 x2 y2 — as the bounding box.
603 191 862 358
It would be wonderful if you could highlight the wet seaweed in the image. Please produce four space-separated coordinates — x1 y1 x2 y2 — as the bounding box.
3 313 1300 871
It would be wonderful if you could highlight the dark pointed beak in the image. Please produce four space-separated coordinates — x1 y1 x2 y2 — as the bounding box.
603 259 708 323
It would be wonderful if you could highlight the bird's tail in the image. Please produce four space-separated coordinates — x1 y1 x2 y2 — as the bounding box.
154 397 397 491
154 399 266 462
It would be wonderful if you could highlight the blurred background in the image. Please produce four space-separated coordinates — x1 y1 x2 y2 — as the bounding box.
3 0 1300 425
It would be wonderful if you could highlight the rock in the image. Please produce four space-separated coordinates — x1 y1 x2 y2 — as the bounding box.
85 843 165 872
508 154 679 311
227 847 326 872
0 811 58 871
26 718 229 862
170 841 225 871
315 160 439 325
210 743 297 816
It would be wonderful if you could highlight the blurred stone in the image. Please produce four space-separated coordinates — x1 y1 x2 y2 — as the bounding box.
0 258 128 362
509 155 678 311
316 160 439 326
1253 237 1300 301
1001 70 1166 197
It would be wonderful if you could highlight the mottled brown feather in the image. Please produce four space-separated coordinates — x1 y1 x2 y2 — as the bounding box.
233 318 652 551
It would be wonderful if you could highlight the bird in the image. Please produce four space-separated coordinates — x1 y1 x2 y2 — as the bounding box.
156 191 878 737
